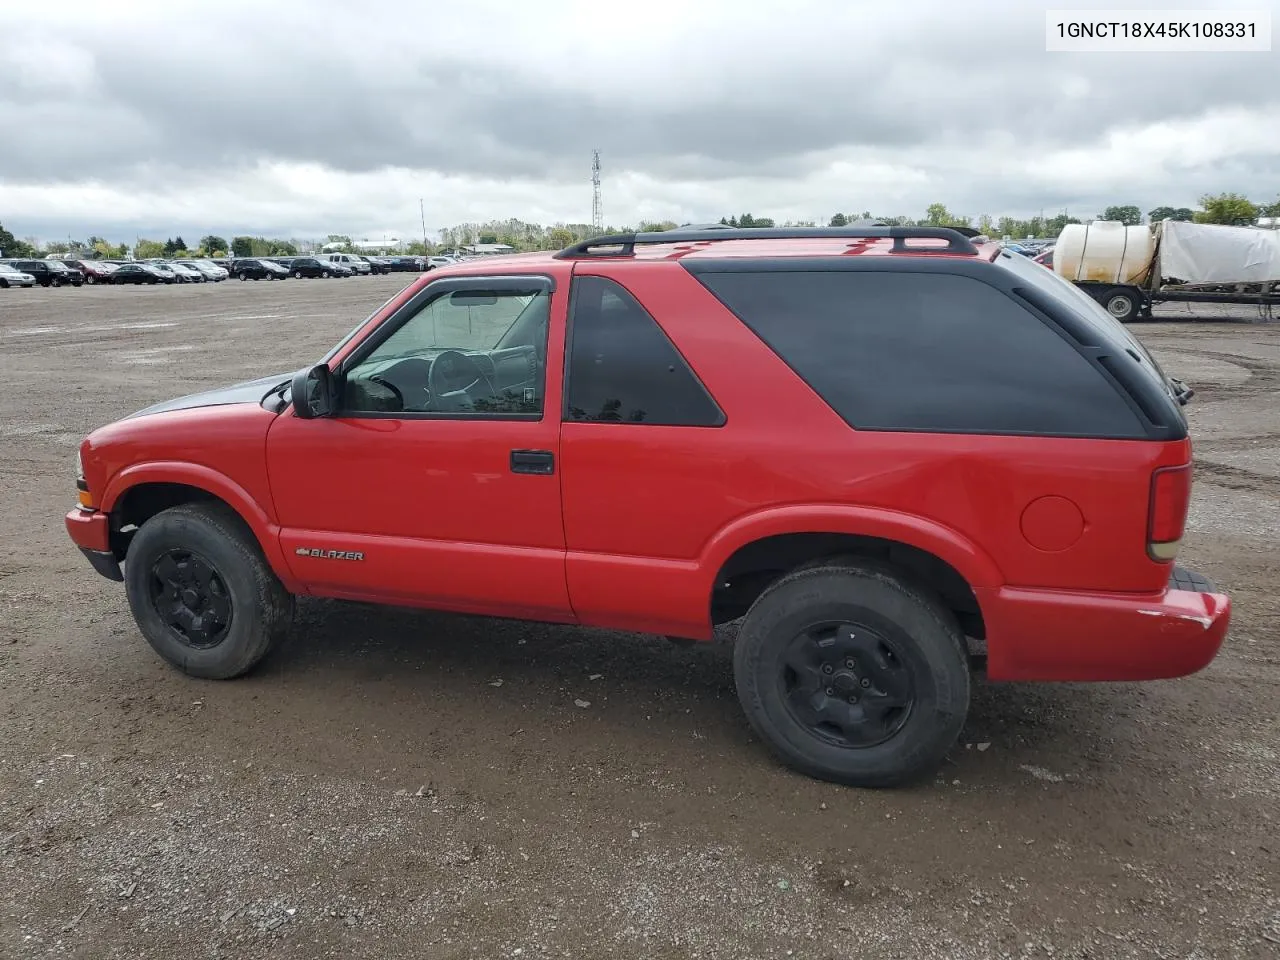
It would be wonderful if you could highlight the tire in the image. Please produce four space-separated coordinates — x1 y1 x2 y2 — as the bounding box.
293 270 303 279
86 275 96 285
323 270 332 278
124 503 294 680
239 272 248 281
0 279 7 289
733 562 970 788
1102 287 1140 323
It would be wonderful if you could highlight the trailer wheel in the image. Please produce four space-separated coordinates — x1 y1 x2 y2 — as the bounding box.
1102 288 1141 323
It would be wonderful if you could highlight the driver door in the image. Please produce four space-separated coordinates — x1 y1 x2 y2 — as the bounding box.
265 273 574 622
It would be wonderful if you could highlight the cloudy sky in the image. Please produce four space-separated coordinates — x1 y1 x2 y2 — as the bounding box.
0 0 1276 244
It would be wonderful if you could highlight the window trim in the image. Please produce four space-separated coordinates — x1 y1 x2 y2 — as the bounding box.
332 273 557 422
562 274 727 428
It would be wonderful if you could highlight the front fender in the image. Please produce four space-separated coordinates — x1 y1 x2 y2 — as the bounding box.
100 462 296 590
698 504 1005 591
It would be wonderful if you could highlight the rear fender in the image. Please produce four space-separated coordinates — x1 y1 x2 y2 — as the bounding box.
699 505 1004 591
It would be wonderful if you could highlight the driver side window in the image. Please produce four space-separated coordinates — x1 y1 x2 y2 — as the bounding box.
341 287 550 417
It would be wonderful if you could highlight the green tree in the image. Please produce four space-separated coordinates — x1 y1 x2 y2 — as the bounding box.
1045 214 1080 236
199 235 228 256
1147 206 1195 223
548 227 575 249
637 220 678 233
0 222 35 257
1195 193 1258 226
44 241 71 255
829 212 849 227
231 236 253 258
134 239 165 259
162 237 180 257
1100 205 1142 225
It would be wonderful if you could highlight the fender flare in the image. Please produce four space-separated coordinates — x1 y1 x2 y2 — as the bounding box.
698 504 1004 592
100 462 295 587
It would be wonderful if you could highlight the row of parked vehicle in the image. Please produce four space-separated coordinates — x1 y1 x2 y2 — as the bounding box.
0 252 453 289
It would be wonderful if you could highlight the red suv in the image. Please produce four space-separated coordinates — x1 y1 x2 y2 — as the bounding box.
65 227 1230 787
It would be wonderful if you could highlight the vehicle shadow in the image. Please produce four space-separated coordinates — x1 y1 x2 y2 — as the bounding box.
250 597 1168 788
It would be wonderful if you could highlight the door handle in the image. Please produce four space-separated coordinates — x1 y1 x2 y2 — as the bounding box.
510 449 555 475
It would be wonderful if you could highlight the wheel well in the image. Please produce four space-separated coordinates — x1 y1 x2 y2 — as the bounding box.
710 532 985 641
108 483 226 558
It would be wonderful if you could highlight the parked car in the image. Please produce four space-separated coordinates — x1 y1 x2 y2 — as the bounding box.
1033 248 1054 269
0 262 36 288
63 225 1228 789
166 262 206 283
63 259 119 285
231 258 290 281
383 256 425 272
7 259 84 286
321 252 372 275
178 259 229 281
286 256 343 279
109 263 169 284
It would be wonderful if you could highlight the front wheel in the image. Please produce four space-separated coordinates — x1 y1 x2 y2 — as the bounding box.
733 562 970 788
86 275 97 285
124 503 294 679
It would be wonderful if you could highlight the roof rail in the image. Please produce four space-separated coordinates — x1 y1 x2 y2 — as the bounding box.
552 225 981 259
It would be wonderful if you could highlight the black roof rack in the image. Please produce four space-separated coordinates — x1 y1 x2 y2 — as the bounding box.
552 225 981 259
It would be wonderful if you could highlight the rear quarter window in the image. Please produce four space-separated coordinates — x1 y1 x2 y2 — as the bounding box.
694 270 1148 439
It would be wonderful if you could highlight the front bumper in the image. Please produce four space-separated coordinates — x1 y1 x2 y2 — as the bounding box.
65 508 122 581
981 565 1230 682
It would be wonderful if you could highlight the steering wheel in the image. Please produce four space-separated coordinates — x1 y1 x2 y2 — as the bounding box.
428 350 495 408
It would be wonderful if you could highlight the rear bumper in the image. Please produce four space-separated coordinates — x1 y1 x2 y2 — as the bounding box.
982 566 1230 682
65 509 122 581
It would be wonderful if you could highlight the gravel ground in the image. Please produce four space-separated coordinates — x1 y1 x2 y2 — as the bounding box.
0 277 1277 959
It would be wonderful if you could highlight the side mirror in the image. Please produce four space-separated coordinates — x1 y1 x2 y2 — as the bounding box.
291 364 336 419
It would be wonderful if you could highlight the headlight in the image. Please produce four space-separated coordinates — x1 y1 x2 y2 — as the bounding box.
75 449 84 481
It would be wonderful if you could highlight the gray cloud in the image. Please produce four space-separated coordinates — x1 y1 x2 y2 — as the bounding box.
1 0 1277 239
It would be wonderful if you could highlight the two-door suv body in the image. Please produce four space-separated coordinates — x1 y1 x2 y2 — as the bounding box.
65 226 1231 787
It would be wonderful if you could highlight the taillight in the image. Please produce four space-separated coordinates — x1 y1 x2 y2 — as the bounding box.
1148 464 1192 561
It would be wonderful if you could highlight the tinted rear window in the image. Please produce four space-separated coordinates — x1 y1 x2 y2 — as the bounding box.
695 270 1146 438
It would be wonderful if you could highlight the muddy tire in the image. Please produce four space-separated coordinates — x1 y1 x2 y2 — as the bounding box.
124 503 293 680
733 562 970 787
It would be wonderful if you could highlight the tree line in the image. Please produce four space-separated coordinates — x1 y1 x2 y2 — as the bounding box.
2 192 1276 261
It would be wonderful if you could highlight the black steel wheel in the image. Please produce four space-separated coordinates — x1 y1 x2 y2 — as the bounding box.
125 502 294 679
734 562 970 787
147 548 233 649
779 620 914 748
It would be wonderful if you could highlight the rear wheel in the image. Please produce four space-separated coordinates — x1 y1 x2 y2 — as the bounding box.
733 562 970 787
1102 287 1141 322
293 270 303 279
124 503 293 680
238 272 248 281
86 274 97 285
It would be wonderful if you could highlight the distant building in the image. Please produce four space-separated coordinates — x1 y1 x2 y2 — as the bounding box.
322 238 403 252
461 243 515 255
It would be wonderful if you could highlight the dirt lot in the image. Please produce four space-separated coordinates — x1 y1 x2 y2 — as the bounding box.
1 277 1277 959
